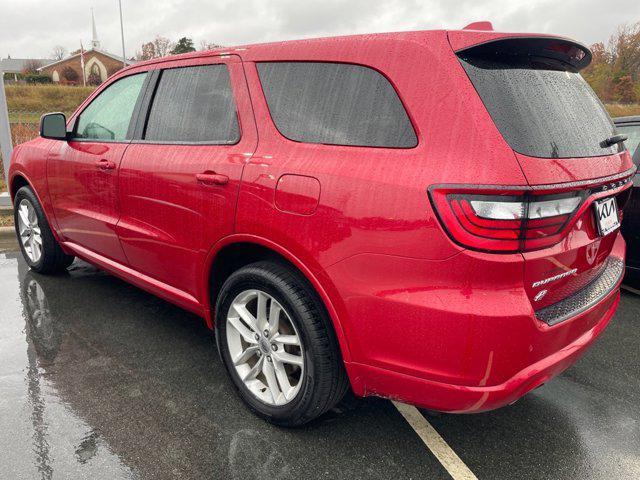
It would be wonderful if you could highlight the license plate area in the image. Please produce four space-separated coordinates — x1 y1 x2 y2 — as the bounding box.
593 197 620 237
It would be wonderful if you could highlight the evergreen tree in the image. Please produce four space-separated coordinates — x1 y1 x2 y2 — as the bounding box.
171 37 196 55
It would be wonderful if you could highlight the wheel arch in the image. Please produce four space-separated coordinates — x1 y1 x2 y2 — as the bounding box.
9 170 65 246
9 172 30 200
202 235 352 363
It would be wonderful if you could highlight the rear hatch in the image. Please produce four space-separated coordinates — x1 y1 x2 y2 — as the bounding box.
451 34 635 318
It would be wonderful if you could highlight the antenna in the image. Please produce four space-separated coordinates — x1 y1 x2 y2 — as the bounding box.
463 21 494 31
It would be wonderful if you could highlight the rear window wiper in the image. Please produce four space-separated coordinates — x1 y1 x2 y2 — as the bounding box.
602 134 628 147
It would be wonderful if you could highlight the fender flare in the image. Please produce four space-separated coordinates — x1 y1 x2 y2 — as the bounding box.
200 233 352 363
8 168 66 246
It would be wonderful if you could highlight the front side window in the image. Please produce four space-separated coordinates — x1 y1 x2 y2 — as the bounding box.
257 62 417 148
144 64 239 143
75 72 147 141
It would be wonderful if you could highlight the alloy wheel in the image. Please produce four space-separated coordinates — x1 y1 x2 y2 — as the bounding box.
226 289 304 406
17 199 43 264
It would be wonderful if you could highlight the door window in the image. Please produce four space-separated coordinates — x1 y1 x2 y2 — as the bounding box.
144 64 240 144
75 72 147 141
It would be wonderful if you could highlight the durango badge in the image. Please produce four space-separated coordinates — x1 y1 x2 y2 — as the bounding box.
532 269 578 288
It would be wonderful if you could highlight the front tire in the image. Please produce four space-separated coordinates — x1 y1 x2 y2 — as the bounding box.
216 261 348 426
14 186 74 274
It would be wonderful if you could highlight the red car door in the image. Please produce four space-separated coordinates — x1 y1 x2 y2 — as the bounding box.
116 55 257 300
47 70 150 263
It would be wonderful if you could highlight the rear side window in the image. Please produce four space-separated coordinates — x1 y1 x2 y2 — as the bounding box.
257 62 417 148
144 64 239 143
75 72 147 141
459 49 617 159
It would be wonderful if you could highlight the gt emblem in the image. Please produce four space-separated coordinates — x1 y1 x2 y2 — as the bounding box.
534 290 548 302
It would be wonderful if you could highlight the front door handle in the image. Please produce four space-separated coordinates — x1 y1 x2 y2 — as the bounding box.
196 172 229 186
96 159 116 170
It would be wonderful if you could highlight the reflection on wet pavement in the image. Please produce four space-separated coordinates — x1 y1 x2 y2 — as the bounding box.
0 253 445 480
0 231 18 254
426 289 640 480
1 250 639 479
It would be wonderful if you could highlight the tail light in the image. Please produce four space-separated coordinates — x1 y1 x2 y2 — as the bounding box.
429 187 586 252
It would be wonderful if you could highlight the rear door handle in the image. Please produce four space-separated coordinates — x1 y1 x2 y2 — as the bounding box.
96 159 116 170
196 172 229 186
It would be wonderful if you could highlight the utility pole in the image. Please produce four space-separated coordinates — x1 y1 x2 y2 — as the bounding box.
118 0 126 67
0 68 13 199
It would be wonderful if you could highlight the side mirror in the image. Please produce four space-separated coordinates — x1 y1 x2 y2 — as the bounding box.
40 113 68 141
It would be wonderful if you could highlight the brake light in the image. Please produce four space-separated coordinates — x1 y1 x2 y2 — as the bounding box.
429 189 585 252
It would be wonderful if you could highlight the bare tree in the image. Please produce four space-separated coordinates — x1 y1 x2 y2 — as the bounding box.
21 59 43 75
51 45 67 61
136 41 156 61
153 36 173 58
200 40 224 51
136 36 174 60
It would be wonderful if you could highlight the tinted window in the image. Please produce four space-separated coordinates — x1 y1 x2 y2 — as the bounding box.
617 124 640 164
459 55 618 159
144 65 239 143
75 72 147 141
257 62 417 148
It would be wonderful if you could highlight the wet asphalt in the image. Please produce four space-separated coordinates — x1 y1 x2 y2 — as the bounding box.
0 238 639 480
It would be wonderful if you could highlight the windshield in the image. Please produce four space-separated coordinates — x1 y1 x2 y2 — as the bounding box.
459 54 619 159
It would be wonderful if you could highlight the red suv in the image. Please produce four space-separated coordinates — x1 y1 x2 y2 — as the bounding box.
9 27 635 426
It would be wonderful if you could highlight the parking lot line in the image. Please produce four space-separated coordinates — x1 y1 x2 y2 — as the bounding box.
393 401 478 480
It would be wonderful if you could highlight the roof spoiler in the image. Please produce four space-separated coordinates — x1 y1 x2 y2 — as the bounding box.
455 36 592 71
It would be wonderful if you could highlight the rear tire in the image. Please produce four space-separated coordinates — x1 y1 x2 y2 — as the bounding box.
215 260 348 426
14 186 74 274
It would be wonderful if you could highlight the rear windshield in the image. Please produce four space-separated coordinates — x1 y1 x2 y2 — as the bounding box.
458 54 618 159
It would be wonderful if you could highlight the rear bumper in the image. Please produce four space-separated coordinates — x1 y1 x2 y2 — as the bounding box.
332 234 625 413
348 287 619 412
535 257 623 326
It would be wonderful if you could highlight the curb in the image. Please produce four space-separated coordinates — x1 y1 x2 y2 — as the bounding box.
0 226 16 239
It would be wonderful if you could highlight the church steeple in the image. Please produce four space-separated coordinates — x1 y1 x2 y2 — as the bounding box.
91 8 100 50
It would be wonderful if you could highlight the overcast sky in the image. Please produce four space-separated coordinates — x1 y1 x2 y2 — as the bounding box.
1 0 638 60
